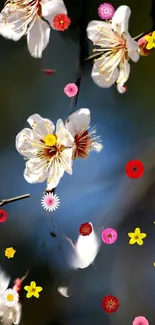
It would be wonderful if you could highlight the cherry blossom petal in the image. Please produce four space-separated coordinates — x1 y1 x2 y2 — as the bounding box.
42 0 67 30
86 20 111 44
125 32 140 62
46 158 65 190
71 224 100 269
16 128 39 158
0 7 26 41
112 5 131 34
0 269 10 295
24 158 49 184
66 109 90 137
11 303 22 325
92 59 119 88
116 60 130 93
56 119 74 147
59 148 73 174
27 114 55 136
27 16 50 58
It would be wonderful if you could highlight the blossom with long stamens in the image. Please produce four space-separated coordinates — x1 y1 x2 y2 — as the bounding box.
0 0 68 58
65 108 103 159
87 5 140 93
15 114 74 191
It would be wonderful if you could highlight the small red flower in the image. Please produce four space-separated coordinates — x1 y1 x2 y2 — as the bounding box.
79 222 92 236
102 295 120 313
53 14 71 31
0 209 8 223
125 160 144 179
43 69 56 75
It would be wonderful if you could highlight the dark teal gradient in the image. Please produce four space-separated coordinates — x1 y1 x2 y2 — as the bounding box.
0 0 155 324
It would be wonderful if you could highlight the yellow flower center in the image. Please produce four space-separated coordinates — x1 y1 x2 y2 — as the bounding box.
44 134 57 147
60 20 64 24
7 294 14 302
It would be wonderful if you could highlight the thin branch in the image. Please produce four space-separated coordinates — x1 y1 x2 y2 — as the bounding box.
0 194 30 207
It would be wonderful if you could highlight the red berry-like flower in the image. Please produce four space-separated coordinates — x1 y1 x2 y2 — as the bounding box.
43 69 56 75
79 222 92 236
53 14 71 31
125 160 144 179
102 295 120 313
0 209 8 223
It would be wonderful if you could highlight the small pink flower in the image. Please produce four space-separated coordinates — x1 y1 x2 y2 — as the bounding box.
101 228 118 244
41 193 60 212
133 316 149 325
64 83 78 97
98 3 115 20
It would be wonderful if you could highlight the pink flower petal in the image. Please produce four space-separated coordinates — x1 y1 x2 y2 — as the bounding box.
98 3 115 20
101 228 118 244
64 83 78 97
132 316 149 325
43 69 56 76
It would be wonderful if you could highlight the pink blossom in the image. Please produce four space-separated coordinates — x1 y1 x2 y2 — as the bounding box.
98 3 115 20
64 83 78 97
101 228 118 244
133 316 149 325
41 193 60 212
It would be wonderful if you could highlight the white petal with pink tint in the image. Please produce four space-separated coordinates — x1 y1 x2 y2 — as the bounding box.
41 193 60 212
27 16 50 58
68 223 101 270
42 0 67 29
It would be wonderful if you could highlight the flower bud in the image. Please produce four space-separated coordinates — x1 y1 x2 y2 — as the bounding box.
138 33 152 56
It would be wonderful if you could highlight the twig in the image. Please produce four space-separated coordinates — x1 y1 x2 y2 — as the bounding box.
0 194 30 207
72 0 89 109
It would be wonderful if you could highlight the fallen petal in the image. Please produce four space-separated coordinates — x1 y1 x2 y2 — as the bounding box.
43 69 57 75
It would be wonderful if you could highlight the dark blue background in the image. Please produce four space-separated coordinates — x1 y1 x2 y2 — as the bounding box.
0 0 155 324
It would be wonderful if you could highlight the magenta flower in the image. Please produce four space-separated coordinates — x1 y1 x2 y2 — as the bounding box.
133 316 149 325
98 3 115 20
101 228 118 244
64 83 78 97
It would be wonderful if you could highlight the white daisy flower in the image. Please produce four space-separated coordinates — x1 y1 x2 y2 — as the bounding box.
15 114 74 191
0 0 68 58
0 269 21 325
65 108 103 159
41 192 60 212
2 289 19 308
87 5 140 93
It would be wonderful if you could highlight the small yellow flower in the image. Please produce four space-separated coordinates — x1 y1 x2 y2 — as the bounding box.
145 31 155 50
24 281 43 298
154 262 155 266
128 227 146 246
5 247 16 258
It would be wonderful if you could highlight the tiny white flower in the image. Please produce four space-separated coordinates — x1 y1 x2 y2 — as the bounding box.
2 289 19 308
65 108 103 159
16 114 74 191
41 192 60 212
57 287 70 298
0 0 68 58
87 5 140 93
